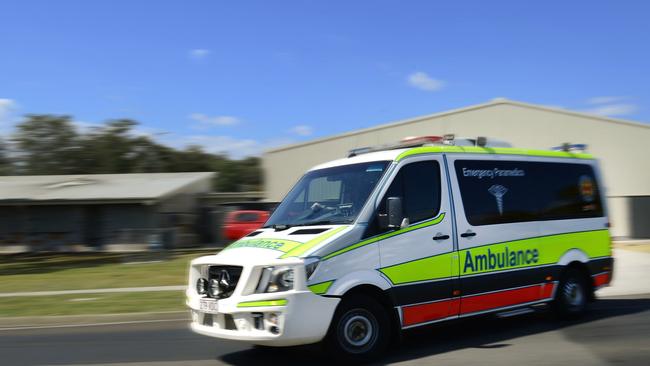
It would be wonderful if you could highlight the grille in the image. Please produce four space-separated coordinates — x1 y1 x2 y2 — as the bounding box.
207 265 243 299
202 313 213 326
224 314 237 330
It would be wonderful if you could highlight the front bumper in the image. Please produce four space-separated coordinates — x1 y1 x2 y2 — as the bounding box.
187 289 340 347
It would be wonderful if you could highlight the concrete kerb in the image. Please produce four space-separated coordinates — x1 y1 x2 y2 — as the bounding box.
598 248 650 297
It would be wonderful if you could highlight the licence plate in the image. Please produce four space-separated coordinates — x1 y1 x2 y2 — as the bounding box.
199 299 219 313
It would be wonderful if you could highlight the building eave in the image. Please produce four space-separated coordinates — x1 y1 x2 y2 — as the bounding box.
0 198 160 206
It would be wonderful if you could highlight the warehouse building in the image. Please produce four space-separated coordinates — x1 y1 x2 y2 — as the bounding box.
263 99 650 239
0 172 215 252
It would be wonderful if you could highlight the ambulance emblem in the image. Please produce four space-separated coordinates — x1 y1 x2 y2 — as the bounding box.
488 184 508 215
579 175 595 203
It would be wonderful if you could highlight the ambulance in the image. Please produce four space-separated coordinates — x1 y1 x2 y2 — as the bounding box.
186 135 613 361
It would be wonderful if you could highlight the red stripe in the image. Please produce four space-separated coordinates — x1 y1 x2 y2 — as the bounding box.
593 272 610 287
540 282 555 298
402 298 459 326
401 283 557 327
460 284 553 314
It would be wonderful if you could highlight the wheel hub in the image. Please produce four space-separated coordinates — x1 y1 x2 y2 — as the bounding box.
343 314 373 347
564 280 584 307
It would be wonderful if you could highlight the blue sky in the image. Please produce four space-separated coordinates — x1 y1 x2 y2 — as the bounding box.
1 0 648 157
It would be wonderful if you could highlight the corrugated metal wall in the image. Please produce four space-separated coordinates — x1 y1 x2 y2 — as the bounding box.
263 101 650 238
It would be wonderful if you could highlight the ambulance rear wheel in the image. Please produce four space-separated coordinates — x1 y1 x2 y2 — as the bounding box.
325 294 390 362
553 267 588 319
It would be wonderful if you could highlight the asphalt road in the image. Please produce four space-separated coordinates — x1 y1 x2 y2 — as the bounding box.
1 294 649 366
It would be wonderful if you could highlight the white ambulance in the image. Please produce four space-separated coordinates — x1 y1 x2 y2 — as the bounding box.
187 136 613 361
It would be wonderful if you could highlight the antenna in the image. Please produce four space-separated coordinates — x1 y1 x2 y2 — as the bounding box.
551 143 588 152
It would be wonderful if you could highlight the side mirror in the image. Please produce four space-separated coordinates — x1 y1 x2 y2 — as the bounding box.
387 197 406 229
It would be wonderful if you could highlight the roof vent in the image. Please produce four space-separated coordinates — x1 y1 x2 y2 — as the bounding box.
290 228 331 235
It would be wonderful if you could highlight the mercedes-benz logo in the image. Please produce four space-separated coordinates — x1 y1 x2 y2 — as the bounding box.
218 269 231 289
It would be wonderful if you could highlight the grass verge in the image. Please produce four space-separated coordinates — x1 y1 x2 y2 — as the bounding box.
0 291 186 317
0 250 218 293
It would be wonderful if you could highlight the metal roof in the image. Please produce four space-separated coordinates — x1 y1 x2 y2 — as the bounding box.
0 172 215 204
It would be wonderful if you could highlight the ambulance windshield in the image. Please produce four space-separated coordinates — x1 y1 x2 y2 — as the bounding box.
264 161 390 228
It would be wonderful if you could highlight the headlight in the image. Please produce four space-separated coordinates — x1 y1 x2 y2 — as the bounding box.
255 266 294 293
196 278 208 295
304 257 320 279
208 278 221 297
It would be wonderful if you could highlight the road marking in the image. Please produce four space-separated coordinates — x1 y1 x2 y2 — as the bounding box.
58 361 221 366
0 318 188 331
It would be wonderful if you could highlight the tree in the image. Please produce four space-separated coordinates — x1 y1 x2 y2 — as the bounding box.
76 119 141 174
214 156 263 192
0 137 14 175
8 115 264 193
13 115 80 175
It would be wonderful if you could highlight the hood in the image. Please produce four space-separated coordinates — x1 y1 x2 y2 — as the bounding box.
217 225 350 261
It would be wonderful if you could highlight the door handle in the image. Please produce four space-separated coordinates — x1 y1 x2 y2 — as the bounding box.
460 231 477 238
432 234 450 241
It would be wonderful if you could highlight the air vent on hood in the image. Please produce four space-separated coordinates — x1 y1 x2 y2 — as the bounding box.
290 228 330 235
246 231 263 237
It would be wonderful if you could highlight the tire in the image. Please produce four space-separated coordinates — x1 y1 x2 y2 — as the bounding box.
325 294 391 363
553 267 589 319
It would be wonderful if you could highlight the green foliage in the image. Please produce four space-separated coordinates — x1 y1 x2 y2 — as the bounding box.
0 137 13 175
14 114 80 175
4 114 262 192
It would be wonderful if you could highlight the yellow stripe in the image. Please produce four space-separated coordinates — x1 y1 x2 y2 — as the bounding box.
379 229 611 284
308 280 334 295
322 213 446 260
237 299 287 308
396 146 593 161
380 253 455 285
224 238 303 253
459 229 611 275
280 226 349 259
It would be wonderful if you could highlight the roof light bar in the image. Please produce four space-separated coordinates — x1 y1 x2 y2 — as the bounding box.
347 135 446 157
346 134 514 157
399 136 444 146
347 147 373 157
443 134 455 144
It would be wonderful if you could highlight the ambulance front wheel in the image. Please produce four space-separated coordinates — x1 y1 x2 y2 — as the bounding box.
553 267 589 319
325 293 391 362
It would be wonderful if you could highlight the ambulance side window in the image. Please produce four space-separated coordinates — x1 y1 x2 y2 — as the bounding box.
454 160 604 226
365 160 441 237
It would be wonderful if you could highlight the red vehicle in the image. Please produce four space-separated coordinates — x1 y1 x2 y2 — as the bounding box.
223 210 270 240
